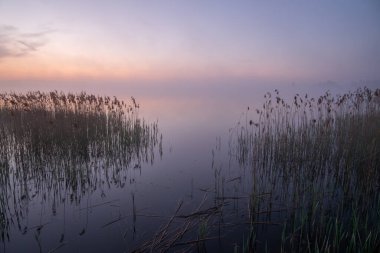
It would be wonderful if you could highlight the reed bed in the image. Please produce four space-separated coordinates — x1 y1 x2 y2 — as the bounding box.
230 87 380 252
132 87 380 252
0 91 161 242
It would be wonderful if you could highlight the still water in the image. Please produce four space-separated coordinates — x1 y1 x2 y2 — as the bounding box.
0 81 377 252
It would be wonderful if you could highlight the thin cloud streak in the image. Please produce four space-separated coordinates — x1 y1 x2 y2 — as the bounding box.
0 24 53 59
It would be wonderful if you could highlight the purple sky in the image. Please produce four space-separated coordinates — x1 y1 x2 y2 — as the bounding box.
0 0 379 88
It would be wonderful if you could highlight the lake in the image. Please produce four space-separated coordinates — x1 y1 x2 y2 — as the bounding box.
0 81 379 252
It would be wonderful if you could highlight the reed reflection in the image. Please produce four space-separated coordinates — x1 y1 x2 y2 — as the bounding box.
228 87 380 252
0 91 162 241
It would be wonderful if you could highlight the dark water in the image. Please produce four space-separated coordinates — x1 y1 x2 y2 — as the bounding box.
0 82 378 252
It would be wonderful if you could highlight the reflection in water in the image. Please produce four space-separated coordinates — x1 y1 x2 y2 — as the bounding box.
228 87 380 252
128 87 380 252
0 91 162 243
0 87 379 252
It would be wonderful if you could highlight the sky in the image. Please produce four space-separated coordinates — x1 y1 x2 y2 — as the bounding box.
0 0 379 89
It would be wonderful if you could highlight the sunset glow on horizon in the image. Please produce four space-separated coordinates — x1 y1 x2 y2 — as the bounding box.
1 1 379 86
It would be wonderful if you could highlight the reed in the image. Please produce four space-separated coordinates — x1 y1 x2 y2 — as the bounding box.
0 91 161 241
122 87 380 252
230 87 380 252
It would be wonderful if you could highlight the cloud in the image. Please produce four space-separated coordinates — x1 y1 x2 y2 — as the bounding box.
0 25 53 59
1 25 18 32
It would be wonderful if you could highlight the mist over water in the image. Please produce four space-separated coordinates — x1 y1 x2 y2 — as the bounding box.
0 80 379 252
1 0 380 251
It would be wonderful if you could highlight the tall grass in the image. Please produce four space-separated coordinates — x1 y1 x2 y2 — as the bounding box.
132 87 380 253
230 87 380 252
0 91 161 241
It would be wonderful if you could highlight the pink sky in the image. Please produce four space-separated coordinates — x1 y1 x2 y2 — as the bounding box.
0 1 379 86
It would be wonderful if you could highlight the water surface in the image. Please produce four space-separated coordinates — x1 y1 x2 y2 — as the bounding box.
1 82 378 252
